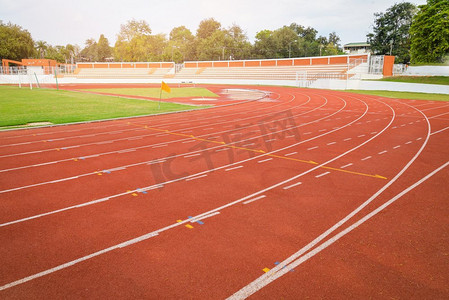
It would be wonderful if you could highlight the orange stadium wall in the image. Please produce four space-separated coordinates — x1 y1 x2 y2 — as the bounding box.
182 54 369 69
382 56 395 76
76 62 175 69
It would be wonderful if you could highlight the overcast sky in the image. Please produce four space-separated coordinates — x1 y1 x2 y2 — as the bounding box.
1 0 427 48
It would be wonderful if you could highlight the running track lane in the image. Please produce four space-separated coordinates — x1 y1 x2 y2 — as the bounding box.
0 86 448 298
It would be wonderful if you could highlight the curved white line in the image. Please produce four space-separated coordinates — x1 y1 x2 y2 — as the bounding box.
227 94 431 299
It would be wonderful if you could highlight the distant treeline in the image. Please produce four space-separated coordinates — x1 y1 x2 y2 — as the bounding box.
1 0 447 65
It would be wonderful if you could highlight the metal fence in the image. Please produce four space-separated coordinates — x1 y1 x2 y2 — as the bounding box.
0 65 76 75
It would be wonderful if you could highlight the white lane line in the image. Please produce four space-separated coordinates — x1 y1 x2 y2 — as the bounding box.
225 165 244 171
318 129 327 132
370 132 377 135
357 134 365 138
185 174 208 181
228 161 448 299
0 231 159 292
215 148 228 152
307 146 318 150
416 137 422 141
117 149 135 153
184 153 201 158
405 141 412 145
378 150 388 155
152 144 168 148
108 167 126 172
282 181 302 190
327 142 336 145
243 195 267 205
241 143 255 147
343 138 352 141
265 139 276 143
393 145 401 149
49 176 80 183
258 158 273 163
429 111 449 119
96 140 113 144
361 156 372 161
431 126 449 136
303 132 312 135
0 94 353 225
285 151 297 156
340 163 353 169
315 171 330 178
189 212 221 223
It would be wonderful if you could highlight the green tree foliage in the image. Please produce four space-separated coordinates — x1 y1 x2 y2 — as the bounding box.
96 34 112 61
80 38 98 61
0 21 35 61
253 30 276 59
2 18 348 64
410 0 449 63
367 2 416 63
35 40 48 59
114 20 153 61
166 26 195 62
196 18 221 40
253 23 343 59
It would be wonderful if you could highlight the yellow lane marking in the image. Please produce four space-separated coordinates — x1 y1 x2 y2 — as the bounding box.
125 122 387 180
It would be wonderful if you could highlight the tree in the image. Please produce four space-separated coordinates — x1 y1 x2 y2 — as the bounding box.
80 38 97 61
35 40 48 59
367 2 416 63
410 0 449 63
196 18 221 40
254 30 277 59
0 21 35 61
114 20 155 61
96 34 112 61
225 24 252 60
272 26 298 58
168 26 195 62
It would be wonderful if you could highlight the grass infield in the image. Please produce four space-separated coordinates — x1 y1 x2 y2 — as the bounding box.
374 76 449 86
0 86 205 129
346 90 449 102
84 87 219 99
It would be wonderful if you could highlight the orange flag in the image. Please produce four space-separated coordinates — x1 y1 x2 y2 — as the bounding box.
161 81 171 93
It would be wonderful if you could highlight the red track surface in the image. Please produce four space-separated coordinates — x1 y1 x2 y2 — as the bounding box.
0 85 448 299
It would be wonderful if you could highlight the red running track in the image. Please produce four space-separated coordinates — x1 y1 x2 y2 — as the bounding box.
0 85 448 299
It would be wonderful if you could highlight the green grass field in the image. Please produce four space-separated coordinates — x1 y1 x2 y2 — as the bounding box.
0 86 206 129
375 76 449 85
84 87 219 99
346 90 449 102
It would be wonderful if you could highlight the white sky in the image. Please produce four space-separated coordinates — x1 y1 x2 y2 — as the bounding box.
0 0 427 48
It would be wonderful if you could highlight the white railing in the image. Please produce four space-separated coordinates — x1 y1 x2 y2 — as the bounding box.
296 72 352 88
0 66 76 75
393 64 408 76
